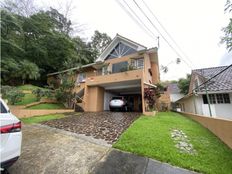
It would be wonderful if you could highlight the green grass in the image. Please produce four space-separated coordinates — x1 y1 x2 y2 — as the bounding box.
15 93 37 105
20 114 65 124
113 112 232 174
17 84 44 91
26 103 65 109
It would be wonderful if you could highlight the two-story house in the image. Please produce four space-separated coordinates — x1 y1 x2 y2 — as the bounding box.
47 34 160 115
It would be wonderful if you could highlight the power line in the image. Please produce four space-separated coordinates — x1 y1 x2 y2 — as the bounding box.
121 0 157 40
140 0 195 68
132 0 193 69
115 0 157 40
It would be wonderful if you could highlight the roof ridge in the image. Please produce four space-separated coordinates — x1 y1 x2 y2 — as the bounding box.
193 65 228 71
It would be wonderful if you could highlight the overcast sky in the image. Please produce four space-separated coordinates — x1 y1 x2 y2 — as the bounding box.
39 0 231 81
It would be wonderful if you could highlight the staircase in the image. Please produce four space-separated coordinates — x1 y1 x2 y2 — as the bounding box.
73 83 85 112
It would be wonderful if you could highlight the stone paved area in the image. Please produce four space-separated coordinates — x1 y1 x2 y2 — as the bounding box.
42 112 141 144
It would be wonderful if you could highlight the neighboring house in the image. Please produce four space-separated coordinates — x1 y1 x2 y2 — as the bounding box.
47 34 160 114
176 65 232 120
167 83 184 110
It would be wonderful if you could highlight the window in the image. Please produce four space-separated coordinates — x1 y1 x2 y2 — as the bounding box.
78 73 86 82
102 66 108 75
131 58 144 69
112 61 128 73
194 79 198 88
106 42 137 59
223 94 230 103
0 102 8 113
202 93 231 104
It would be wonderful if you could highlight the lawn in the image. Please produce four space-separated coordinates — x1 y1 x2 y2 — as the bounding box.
26 103 65 109
20 114 65 124
113 112 232 174
15 93 37 105
17 84 44 91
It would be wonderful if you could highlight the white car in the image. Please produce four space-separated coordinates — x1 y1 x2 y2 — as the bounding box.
0 98 22 171
109 96 127 111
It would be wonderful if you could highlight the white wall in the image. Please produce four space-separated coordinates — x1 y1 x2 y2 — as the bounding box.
214 93 232 120
104 91 117 110
170 94 184 102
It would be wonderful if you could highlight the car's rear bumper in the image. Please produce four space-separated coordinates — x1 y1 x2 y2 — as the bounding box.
1 156 19 169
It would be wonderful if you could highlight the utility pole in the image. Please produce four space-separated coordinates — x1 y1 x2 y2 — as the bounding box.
204 82 212 117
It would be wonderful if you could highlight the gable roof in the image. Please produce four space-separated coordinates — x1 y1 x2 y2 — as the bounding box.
168 83 181 94
191 65 232 92
95 34 147 62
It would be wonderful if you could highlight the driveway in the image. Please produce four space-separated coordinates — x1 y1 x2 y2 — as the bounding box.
42 112 141 144
8 124 198 174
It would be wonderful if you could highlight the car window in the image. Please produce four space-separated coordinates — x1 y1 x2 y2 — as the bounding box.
112 97 123 100
0 102 8 113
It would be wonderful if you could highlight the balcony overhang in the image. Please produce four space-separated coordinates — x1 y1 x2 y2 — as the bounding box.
86 69 143 86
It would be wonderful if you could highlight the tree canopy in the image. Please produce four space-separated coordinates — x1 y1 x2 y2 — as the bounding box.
177 74 191 95
221 0 232 52
1 3 112 86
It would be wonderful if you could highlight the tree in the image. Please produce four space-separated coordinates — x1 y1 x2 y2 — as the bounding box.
177 74 191 95
0 0 37 17
221 0 232 52
18 59 40 84
89 30 112 60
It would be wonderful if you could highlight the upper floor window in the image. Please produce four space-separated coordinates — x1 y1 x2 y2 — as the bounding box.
202 93 230 104
112 61 128 73
131 58 144 69
106 42 137 59
78 73 86 82
102 66 108 75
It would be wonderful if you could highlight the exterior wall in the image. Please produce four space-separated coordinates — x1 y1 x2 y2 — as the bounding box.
158 92 171 110
84 86 104 112
149 52 160 84
180 112 232 149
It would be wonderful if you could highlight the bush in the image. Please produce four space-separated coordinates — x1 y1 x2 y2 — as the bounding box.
1 86 25 105
32 88 53 101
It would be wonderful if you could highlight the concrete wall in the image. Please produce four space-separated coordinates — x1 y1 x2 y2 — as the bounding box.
180 112 232 149
170 94 184 102
84 86 104 112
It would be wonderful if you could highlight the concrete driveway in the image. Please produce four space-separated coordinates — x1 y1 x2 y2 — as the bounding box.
8 123 198 174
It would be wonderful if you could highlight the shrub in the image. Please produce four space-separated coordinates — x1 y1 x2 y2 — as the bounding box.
32 88 53 101
1 86 25 105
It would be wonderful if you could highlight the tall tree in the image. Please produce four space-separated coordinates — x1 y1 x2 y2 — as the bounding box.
221 0 232 52
177 74 191 95
18 59 40 84
90 30 112 60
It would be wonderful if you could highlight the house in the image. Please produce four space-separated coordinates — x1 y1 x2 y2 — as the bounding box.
176 65 232 120
47 34 160 115
167 83 184 110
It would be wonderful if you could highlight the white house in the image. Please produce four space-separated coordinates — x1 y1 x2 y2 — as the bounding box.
167 83 184 110
176 65 232 120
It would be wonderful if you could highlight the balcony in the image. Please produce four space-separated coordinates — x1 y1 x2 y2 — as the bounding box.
86 69 143 86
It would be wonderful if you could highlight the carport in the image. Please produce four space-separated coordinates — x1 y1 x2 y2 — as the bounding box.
100 79 142 112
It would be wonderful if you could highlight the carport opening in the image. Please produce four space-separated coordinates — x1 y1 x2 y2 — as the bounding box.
102 80 142 112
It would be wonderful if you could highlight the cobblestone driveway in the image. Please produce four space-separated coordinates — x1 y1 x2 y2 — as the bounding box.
42 112 141 144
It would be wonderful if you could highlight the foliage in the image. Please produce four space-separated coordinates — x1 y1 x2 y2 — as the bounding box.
54 73 75 108
18 59 40 84
32 88 53 101
221 0 232 52
20 114 65 124
114 112 232 174
14 93 37 105
1 85 25 104
144 88 156 110
177 74 191 95
90 30 112 60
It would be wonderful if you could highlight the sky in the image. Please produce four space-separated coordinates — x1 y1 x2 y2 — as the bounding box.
38 0 231 81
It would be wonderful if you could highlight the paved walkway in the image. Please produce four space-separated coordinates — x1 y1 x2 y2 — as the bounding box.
8 124 198 174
